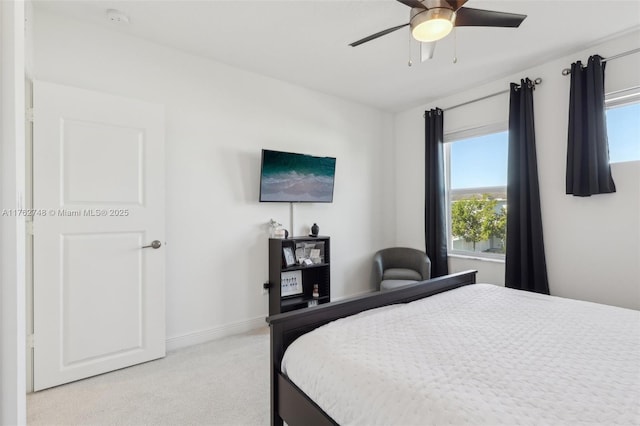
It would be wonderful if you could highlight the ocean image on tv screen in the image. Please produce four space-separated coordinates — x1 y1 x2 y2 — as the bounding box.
260 150 336 202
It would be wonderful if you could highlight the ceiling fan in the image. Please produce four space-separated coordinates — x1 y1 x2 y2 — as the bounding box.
349 0 526 61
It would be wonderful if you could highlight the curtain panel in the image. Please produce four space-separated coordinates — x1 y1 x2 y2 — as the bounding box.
505 79 550 295
566 55 616 196
424 108 448 277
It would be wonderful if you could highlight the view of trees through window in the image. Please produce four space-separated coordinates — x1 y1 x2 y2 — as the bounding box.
448 131 507 257
451 194 506 254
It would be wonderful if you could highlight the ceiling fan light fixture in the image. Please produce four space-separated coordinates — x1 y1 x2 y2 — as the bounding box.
411 8 456 42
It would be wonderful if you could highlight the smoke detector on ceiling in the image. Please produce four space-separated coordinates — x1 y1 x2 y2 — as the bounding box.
106 9 130 25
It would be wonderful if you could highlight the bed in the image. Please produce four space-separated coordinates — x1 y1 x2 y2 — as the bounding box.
266 270 640 425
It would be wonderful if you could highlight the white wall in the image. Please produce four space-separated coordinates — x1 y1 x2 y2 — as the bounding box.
32 8 396 348
1 1 27 423
395 30 640 310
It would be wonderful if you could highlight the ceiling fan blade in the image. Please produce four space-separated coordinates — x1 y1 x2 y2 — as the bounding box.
421 41 437 61
396 0 427 9
455 7 526 28
445 0 469 11
349 23 409 47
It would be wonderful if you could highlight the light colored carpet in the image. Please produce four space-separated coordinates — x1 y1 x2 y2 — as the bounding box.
28 327 270 426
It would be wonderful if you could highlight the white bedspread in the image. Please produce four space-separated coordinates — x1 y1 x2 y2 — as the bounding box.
281 284 640 425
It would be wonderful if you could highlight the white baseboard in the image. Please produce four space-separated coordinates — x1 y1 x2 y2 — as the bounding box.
166 315 266 352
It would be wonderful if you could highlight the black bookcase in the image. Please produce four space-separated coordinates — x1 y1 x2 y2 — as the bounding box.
268 236 330 315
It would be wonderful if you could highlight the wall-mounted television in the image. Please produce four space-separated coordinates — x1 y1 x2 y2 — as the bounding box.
259 149 336 203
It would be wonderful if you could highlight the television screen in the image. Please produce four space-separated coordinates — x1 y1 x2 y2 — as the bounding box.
259 149 336 203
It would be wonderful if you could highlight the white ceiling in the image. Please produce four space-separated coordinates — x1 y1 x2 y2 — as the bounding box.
35 0 640 112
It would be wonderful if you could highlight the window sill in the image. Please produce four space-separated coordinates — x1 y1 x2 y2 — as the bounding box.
448 253 505 264
611 159 640 166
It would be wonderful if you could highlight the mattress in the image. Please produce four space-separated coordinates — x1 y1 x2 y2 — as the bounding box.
281 284 640 425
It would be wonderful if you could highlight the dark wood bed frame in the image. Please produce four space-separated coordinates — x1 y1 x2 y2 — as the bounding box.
266 270 478 426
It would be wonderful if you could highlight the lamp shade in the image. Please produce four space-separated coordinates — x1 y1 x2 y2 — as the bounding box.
411 8 456 42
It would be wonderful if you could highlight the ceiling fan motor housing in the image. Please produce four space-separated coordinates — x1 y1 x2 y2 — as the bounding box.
410 7 457 24
415 0 454 11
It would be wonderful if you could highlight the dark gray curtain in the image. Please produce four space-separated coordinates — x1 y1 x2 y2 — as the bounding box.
424 108 448 277
566 55 616 196
506 79 549 294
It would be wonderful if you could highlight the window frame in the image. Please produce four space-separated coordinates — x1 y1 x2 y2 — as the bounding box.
444 122 508 261
605 86 640 109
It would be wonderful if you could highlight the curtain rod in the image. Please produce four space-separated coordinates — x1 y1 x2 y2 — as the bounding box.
561 47 640 75
429 77 542 115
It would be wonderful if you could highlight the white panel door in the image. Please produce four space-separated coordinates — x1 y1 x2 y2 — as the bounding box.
32 81 165 391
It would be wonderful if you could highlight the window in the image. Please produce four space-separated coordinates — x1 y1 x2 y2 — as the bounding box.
606 101 640 163
445 129 508 259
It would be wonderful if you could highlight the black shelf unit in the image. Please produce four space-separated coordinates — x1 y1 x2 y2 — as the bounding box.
268 236 330 315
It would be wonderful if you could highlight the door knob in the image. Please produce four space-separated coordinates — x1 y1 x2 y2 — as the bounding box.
142 240 162 249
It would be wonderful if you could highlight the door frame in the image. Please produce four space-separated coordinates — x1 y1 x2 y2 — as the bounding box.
0 0 27 424
25 78 34 395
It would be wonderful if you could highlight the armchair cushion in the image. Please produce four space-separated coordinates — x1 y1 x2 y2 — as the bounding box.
382 268 422 281
380 279 418 291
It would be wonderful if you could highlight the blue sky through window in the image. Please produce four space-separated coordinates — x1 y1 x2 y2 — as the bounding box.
450 131 508 189
607 102 640 163
450 103 639 190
